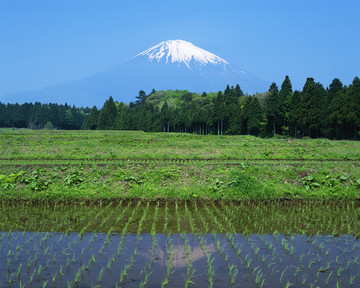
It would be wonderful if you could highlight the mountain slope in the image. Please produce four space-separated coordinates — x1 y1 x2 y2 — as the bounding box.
0 40 270 107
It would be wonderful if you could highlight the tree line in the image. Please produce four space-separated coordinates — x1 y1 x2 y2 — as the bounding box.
1 76 359 140
83 76 360 140
0 102 89 130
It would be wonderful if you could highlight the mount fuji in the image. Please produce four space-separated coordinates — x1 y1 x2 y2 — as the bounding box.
1 40 270 107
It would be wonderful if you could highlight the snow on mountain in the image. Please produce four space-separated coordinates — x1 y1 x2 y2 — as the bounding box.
134 40 229 69
0 40 270 107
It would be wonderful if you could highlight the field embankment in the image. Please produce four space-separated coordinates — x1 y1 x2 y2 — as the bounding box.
1 130 359 201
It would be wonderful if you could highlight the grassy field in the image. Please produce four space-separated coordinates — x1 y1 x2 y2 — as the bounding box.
0 129 360 201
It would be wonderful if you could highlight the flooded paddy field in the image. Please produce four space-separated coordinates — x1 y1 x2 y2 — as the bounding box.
0 201 359 287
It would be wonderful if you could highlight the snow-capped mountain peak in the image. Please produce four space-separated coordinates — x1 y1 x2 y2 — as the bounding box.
134 39 229 69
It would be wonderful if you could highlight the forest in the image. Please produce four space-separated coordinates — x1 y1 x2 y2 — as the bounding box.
1 76 359 140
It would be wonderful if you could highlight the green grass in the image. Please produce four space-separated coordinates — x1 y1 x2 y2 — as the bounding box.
0 130 359 201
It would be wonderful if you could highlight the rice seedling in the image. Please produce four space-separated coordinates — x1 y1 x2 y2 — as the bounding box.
18 279 25 288
161 235 174 288
122 201 141 235
119 259 134 286
337 266 344 278
59 264 64 276
37 264 43 277
184 202 195 234
52 273 57 285
193 201 209 234
212 202 236 234
350 273 358 286
136 202 150 243
119 266 128 285
151 201 159 236
28 268 36 284
175 201 181 234
17 263 22 277
203 203 224 234
228 264 238 287
163 201 169 234
26 257 32 270
185 261 195 288
253 266 265 287
206 253 215 288
308 259 316 270
74 267 82 284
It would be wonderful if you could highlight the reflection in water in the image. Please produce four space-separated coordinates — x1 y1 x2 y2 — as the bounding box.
138 234 216 269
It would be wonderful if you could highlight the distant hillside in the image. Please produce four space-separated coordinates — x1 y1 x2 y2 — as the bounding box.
145 89 218 109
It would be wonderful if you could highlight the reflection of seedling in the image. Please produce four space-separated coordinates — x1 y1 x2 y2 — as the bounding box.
301 274 308 285
325 271 333 285
7 272 16 284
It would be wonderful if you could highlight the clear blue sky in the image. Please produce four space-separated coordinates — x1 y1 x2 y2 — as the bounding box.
1 0 359 96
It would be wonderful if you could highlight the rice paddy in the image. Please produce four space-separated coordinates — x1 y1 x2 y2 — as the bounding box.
1 130 360 287
1 201 359 287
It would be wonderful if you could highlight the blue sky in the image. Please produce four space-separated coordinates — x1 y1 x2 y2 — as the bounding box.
0 0 359 97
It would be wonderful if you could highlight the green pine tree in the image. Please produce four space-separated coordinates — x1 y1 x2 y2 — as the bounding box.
97 96 117 130
266 82 280 136
278 75 292 133
247 97 263 136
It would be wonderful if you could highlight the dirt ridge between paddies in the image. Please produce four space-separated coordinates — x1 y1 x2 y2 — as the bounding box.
1 157 360 162
1 197 360 206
